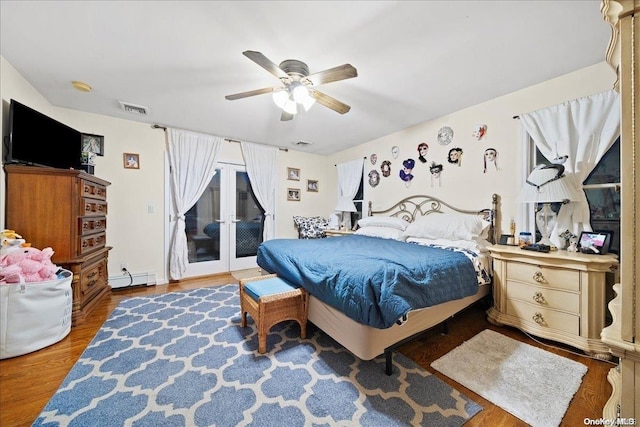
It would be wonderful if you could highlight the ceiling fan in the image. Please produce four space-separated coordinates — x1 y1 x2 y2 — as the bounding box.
225 51 357 121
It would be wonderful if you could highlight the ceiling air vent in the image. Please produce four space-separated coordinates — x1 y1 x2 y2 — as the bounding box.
119 101 150 115
294 141 313 147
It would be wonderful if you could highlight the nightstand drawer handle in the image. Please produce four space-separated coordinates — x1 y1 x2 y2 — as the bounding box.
532 292 547 304
532 271 546 283
532 312 545 325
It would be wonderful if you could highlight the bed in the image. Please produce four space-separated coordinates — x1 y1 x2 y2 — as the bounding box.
257 194 498 374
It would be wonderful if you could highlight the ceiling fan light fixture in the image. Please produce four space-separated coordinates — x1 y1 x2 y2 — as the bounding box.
272 90 288 108
292 84 309 103
283 98 297 115
301 96 316 111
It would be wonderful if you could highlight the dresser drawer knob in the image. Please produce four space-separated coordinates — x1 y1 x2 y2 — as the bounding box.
532 312 546 325
532 292 547 304
532 271 546 283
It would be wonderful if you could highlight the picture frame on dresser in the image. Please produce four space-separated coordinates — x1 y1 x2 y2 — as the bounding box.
81 133 104 156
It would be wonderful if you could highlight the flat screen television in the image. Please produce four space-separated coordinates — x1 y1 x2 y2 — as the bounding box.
5 99 83 170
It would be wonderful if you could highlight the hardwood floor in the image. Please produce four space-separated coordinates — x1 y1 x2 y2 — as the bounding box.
0 274 614 427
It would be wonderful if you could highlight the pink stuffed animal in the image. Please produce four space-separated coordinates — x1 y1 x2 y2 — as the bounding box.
0 247 58 284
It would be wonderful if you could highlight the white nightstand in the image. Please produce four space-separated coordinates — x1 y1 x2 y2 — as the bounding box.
324 229 355 237
487 244 618 360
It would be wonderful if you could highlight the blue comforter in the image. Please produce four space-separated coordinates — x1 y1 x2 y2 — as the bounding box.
257 235 478 329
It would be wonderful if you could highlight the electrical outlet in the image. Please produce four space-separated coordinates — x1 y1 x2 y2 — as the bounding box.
120 263 127 271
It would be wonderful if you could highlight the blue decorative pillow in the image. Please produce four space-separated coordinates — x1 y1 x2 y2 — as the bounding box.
293 216 328 239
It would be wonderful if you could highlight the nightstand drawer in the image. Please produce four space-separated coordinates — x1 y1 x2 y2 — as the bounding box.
506 281 580 314
507 262 579 292
506 299 580 335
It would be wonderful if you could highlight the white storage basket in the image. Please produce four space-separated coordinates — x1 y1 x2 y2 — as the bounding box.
0 269 73 359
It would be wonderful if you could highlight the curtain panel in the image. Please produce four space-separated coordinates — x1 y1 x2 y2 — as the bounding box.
520 90 620 247
336 158 364 228
167 128 222 280
240 141 278 241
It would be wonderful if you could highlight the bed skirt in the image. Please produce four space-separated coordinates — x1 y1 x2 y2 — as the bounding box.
308 282 491 360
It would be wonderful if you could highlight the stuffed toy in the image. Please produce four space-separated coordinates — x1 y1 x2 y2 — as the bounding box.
0 246 58 284
0 229 30 256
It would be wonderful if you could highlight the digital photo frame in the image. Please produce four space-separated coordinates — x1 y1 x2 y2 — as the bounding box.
578 230 613 255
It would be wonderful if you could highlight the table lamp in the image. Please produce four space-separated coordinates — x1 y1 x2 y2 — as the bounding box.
517 164 580 248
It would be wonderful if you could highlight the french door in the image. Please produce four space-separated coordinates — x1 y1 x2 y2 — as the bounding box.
182 163 264 277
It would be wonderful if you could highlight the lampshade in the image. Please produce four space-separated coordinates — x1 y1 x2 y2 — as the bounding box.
272 90 288 108
282 98 297 115
335 196 357 212
517 166 580 204
292 84 310 103
300 95 316 111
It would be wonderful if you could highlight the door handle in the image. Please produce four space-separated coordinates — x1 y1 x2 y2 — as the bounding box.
231 218 241 223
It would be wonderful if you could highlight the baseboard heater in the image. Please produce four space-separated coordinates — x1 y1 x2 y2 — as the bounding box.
109 272 156 289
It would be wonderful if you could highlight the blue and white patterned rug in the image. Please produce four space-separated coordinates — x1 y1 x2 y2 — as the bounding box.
34 285 481 427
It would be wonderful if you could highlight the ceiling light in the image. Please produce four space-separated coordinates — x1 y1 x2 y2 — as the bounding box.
272 90 288 108
292 85 309 103
301 96 316 112
283 98 297 115
72 81 92 92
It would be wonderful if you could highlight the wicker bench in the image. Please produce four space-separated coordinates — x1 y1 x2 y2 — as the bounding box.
239 274 309 353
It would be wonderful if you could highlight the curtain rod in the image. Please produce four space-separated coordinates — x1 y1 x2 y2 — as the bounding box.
152 124 288 151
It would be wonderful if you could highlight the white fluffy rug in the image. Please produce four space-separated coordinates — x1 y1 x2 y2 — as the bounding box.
431 329 587 427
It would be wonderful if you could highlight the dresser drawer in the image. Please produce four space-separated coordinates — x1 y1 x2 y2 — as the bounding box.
506 280 580 314
78 217 107 236
81 179 107 201
80 257 107 300
506 299 580 335
78 232 106 256
507 262 579 292
81 198 108 216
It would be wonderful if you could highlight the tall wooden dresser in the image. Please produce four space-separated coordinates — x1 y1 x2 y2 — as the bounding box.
4 165 111 325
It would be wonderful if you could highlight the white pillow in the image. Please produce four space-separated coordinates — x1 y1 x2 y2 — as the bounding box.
403 213 490 241
355 226 406 240
406 237 490 253
358 216 410 231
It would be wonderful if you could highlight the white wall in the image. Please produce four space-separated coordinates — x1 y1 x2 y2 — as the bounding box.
327 62 617 237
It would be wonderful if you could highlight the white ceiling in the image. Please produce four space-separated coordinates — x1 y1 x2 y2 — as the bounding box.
0 1 610 155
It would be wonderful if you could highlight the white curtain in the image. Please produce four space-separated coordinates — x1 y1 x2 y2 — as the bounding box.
336 158 364 228
240 141 278 241
520 90 620 246
167 128 222 280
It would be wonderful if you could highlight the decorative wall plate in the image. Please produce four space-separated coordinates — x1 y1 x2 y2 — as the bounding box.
437 126 454 145
391 146 399 158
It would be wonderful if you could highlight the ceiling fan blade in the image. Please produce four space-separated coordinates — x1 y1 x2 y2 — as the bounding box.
225 86 277 100
304 64 357 86
309 89 351 114
280 111 294 121
243 50 290 80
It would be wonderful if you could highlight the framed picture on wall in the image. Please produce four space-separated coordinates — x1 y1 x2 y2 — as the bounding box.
307 180 318 192
287 188 301 201
123 153 140 169
287 167 300 181
81 133 104 156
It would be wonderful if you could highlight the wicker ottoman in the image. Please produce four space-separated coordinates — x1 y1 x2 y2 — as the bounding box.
239 274 309 353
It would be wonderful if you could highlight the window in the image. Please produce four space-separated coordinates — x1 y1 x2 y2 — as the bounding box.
351 174 364 229
582 138 620 254
532 138 620 254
